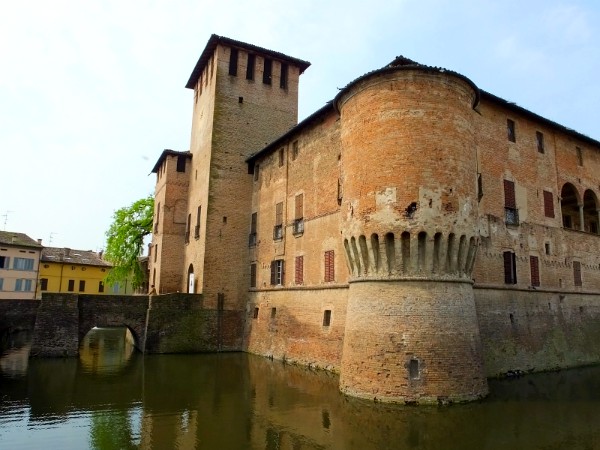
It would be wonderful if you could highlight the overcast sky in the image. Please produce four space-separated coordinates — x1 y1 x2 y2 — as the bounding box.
1 0 599 252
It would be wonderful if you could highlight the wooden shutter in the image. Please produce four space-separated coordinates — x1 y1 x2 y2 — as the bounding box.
543 191 554 218
275 202 283 226
503 251 516 284
250 264 257 288
504 180 516 209
295 194 303 220
295 256 304 285
270 262 276 285
530 256 540 287
325 250 335 282
251 213 257 233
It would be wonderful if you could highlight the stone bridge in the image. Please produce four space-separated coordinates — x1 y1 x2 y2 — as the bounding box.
0 293 244 357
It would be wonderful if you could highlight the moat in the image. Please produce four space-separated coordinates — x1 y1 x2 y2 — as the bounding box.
1 328 599 449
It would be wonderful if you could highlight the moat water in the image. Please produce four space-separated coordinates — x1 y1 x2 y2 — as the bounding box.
1 328 599 450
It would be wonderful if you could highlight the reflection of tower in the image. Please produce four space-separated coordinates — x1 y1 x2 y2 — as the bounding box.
335 63 488 403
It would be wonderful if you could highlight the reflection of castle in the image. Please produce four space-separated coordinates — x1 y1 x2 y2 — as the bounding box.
150 35 600 403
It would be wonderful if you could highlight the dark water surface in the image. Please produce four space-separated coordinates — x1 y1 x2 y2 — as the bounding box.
1 328 600 449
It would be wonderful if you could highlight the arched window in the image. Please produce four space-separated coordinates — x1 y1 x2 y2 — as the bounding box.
583 190 599 234
560 183 580 230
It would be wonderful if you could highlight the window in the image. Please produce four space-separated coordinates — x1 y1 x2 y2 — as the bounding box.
576 146 583 166
278 148 284 167
323 310 331 327
176 155 186 172
530 256 540 287
504 180 518 225
536 131 544 153
291 140 299 160
99 281 104 293
507 119 516 142
185 213 191 244
254 164 259 181
270 259 284 285
263 58 272 84
195 206 201 239
477 173 483 201
573 261 582 287
79 280 86 292
324 250 335 282
68 279 75 292
246 53 255 80
250 263 257 288
0 256 9 269
271 307 277 319
154 203 160 233
295 255 304 285
253 307 259 319
15 279 32 292
563 215 572 228
280 63 288 89
154 244 158 262
40 278 48 291
13 257 34 271
274 202 283 240
409 359 420 380
229 48 238 76
503 251 517 284
293 194 304 235
0 278 3 290
249 212 257 247
543 190 555 218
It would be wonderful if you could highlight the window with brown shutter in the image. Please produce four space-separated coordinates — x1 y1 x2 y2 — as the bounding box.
274 202 283 240
324 250 335 282
293 194 304 235
503 251 517 284
270 259 284 285
504 180 518 225
295 255 303 285
249 213 257 247
543 191 554 218
573 261 582 287
530 256 540 287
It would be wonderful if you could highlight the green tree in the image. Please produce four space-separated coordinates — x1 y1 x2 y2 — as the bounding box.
104 195 154 290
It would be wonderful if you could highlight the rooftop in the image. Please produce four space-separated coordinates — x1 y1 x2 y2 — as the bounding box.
41 247 111 267
0 231 42 249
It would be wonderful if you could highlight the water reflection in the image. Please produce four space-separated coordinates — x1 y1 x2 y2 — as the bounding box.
79 327 136 375
1 329 600 449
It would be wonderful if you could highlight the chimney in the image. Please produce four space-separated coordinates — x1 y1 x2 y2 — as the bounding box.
37 239 42 244
98 250 104 259
65 248 71 256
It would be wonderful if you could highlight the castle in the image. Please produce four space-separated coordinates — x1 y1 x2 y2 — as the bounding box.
150 35 600 404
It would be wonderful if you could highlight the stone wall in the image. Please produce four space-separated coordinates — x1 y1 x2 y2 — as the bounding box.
475 287 600 377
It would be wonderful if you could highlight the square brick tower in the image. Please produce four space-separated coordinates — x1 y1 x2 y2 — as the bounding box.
150 35 310 346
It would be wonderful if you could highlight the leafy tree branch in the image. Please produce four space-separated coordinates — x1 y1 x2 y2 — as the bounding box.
104 195 154 290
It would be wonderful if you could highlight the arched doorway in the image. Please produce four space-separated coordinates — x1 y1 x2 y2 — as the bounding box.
187 264 195 294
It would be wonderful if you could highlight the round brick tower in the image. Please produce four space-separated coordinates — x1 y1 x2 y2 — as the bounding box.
334 64 488 404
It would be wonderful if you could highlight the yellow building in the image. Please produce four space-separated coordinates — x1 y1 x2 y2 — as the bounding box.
39 247 112 296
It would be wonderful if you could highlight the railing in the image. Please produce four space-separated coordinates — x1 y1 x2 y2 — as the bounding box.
292 219 304 236
505 207 519 226
273 225 283 240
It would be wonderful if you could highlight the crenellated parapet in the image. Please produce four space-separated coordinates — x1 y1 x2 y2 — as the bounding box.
343 230 478 281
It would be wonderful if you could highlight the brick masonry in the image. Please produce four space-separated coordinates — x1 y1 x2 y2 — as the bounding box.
146 36 600 404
